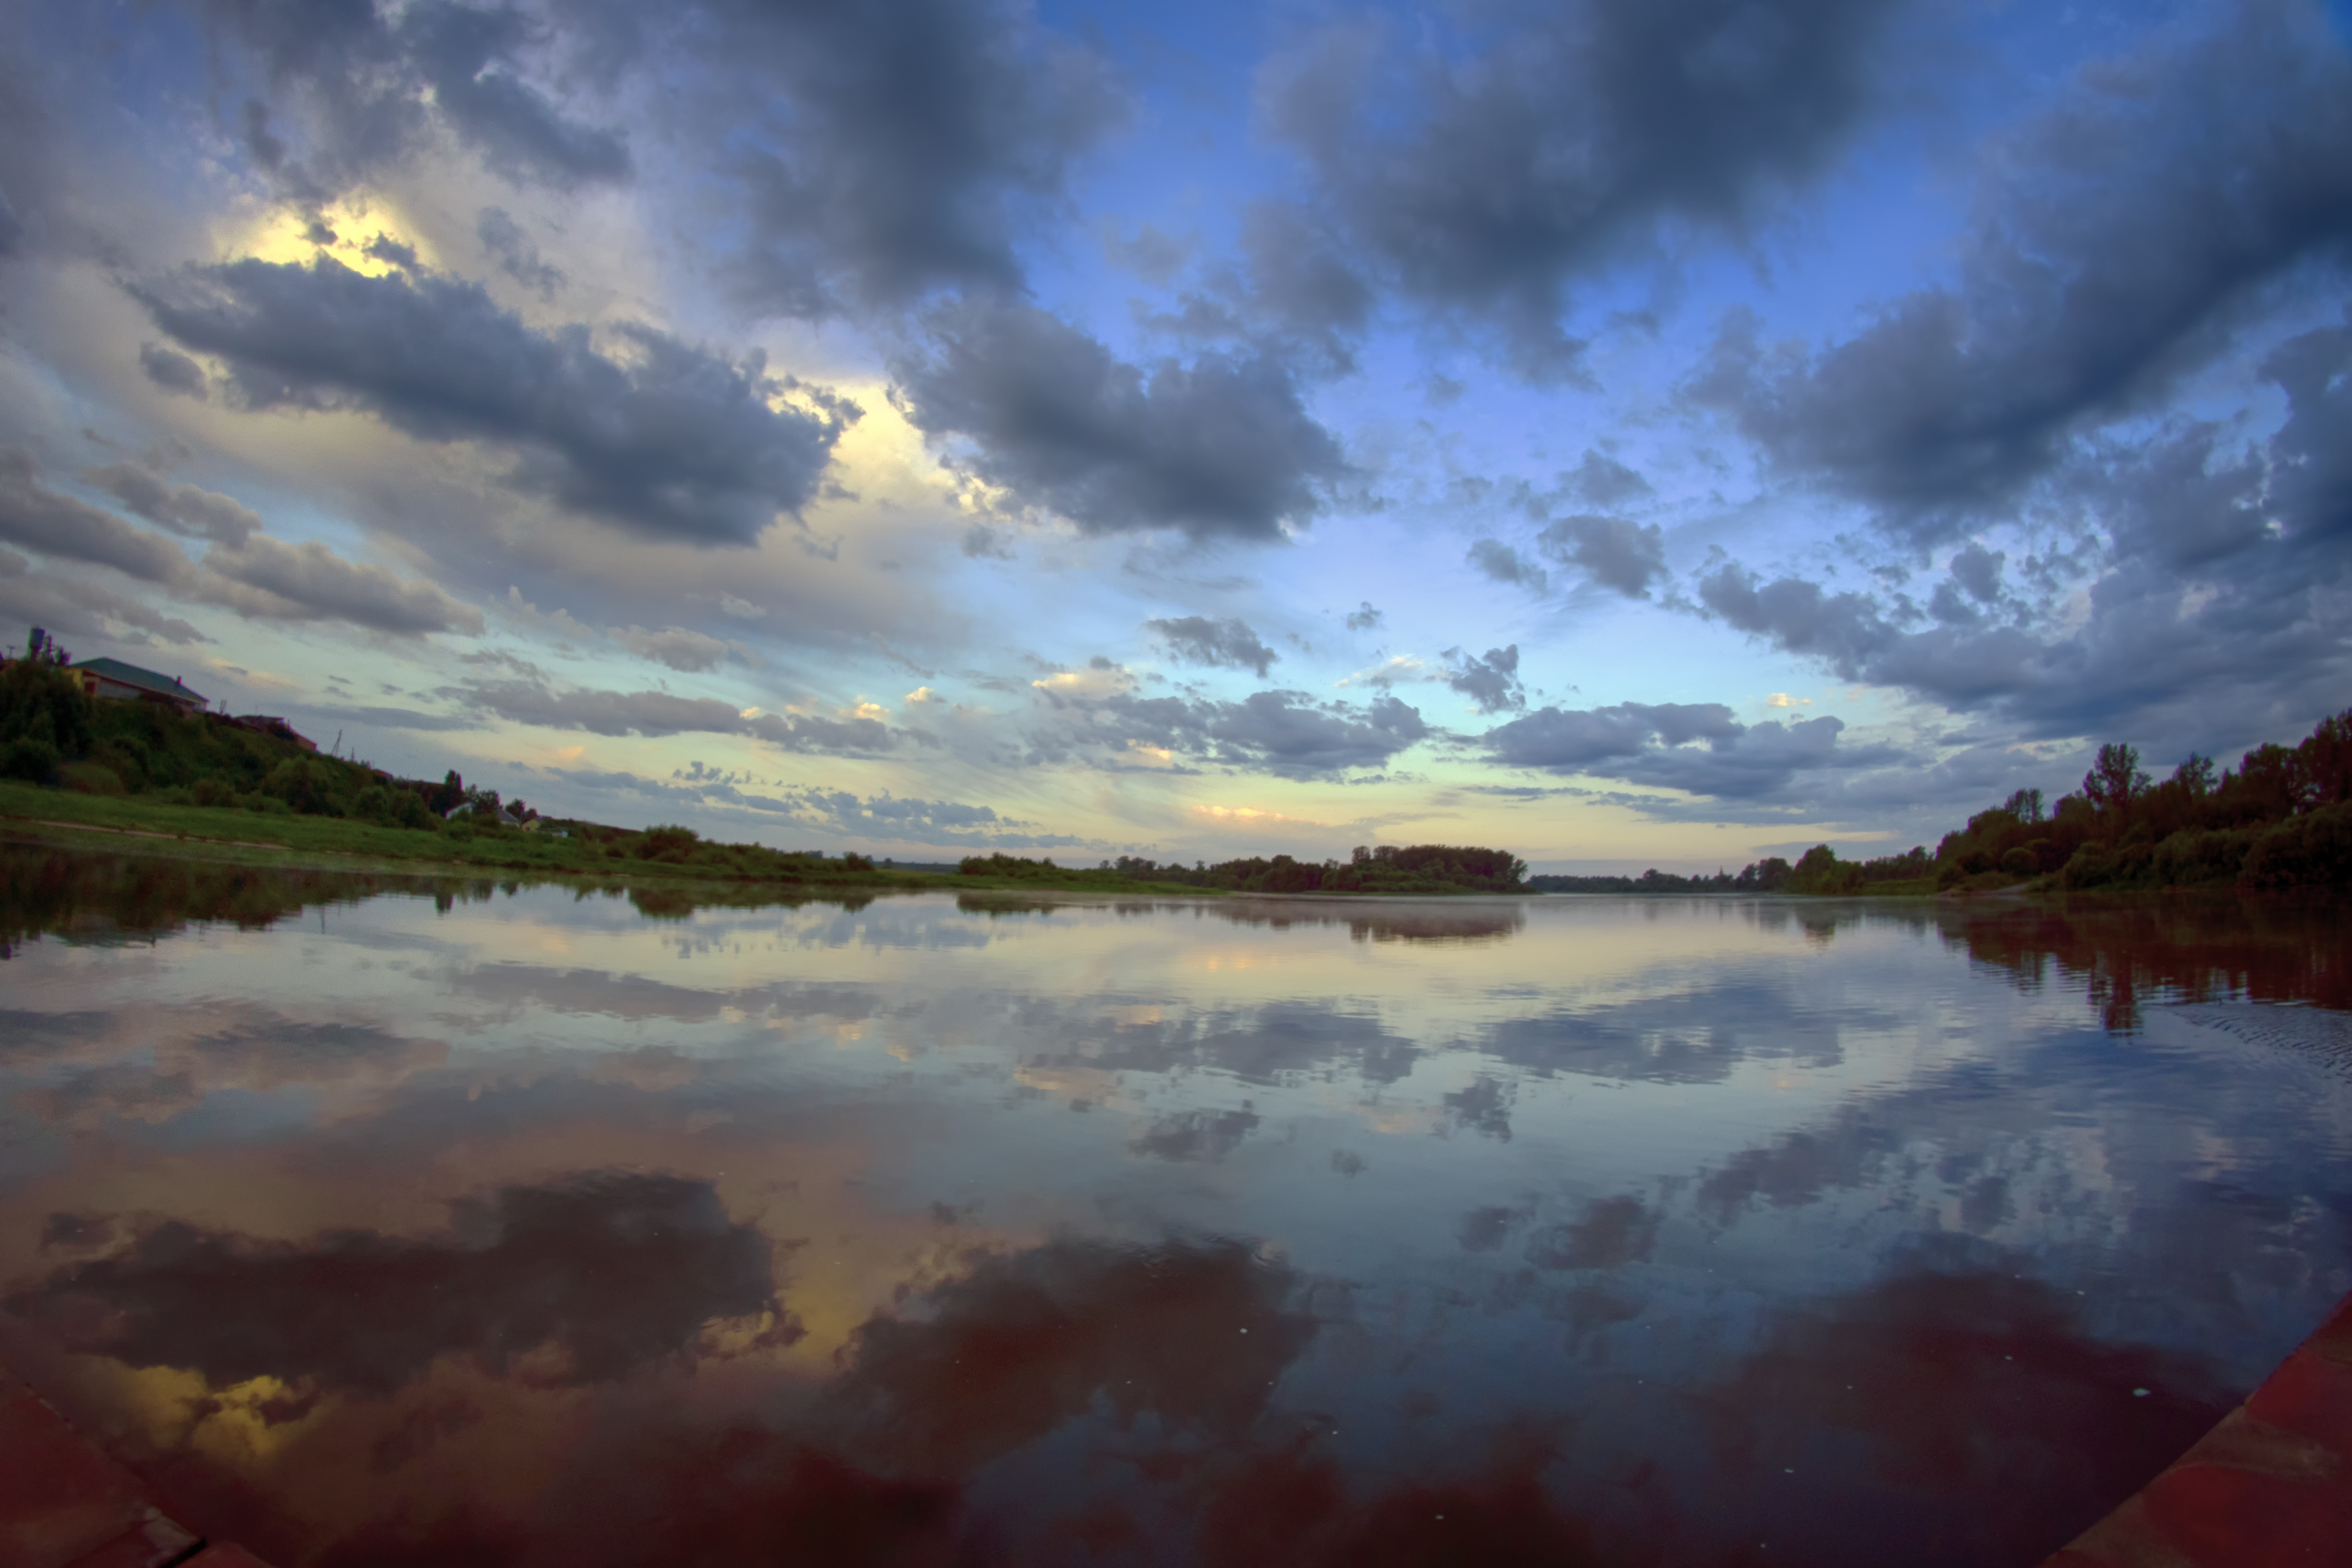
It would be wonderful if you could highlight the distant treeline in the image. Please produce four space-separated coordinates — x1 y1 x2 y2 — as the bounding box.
962 843 1528 895
1555 709 2351 897
1530 847 1936 896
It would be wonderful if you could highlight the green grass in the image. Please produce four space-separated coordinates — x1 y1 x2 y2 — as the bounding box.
0 781 1215 896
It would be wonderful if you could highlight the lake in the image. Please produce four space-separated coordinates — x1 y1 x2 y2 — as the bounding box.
2 843 2349 1567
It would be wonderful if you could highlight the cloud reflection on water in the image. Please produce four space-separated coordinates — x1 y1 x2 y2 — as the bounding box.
2 847 2350 1565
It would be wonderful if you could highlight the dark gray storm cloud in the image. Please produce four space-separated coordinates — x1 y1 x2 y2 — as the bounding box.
195 0 1124 314
893 296 1348 542
1145 615 1279 677
1537 513 1667 597
1466 539 1548 592
135 257 855 545
1264 0 1902 378
191 0 631 198
1444 644 1524 714
1484 698 1894 800
1689 4 2352 536
691 0 1127 316
1698 314 2352 748
461 680 897 754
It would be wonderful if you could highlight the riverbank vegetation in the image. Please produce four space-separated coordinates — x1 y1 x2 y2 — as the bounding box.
1 632 1206 893
1739 710 2352 898
963 843 1529 895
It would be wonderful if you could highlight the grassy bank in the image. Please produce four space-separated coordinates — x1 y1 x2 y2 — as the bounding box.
0 782 1210 896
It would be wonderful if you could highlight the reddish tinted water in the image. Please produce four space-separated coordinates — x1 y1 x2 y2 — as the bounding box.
2 845 2348 1566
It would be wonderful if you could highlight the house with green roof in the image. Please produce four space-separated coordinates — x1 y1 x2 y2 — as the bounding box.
70 657 208 715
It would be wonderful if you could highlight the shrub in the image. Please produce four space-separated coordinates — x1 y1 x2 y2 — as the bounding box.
0 736 59 783
58 762 125 795
2239 803 2352 891
2000 847 2038 876
2151 828 2256 886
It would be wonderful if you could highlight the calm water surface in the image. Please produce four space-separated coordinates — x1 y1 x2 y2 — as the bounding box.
3 844 2350 1567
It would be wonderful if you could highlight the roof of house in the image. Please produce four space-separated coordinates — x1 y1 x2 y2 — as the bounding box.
70 657 207 706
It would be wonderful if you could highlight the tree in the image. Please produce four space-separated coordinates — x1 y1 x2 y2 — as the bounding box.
2002 787 2046 824
2081 743 2149 818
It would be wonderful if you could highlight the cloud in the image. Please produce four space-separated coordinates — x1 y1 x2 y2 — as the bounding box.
82 463 261 546
1263 0 1902 378
4 1171 779 1395
1688 4 2352 536
1483 699 1896 800
134 257 856 546
1035 681 1430 777
1692 338 2352 749
1523 1195 1659 1271
1465 538 1548 593
0 550 205 646
0 449 191 584
399 2 632 187
137 342 208 398
690 0 1127 316
616 625 734 672
476 206 563 299
1536 513 1667 598
1558 448 1655 508
1145 615 1279 677
1443 644 1524 714
833 1237 1313 1475
462 681 898 754
1130 1106 1262 1162
198 534 485 635
1100 219 1195 285
190 0 631 199
892 296 1348 543
1344 601 1382 631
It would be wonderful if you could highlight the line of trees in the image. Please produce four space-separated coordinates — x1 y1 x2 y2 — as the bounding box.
1923 711 2351 892
1528 711 2350 898
1528 845 1935 896
964 843 1529 895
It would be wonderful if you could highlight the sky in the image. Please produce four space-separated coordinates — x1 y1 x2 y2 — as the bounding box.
1 0 2348 872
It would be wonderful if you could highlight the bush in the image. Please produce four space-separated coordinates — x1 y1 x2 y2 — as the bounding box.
58 762 125 795
2239 803 2352 891
192 776 234 808
2060 842 2118 890
2151 828 2256 886
0 736 59 783
2000 847 2038 876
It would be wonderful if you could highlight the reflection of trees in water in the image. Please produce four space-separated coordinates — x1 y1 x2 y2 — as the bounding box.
0 841 894 951
955 890 1530 943
0 841 451 954
1931 895 2352 1031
